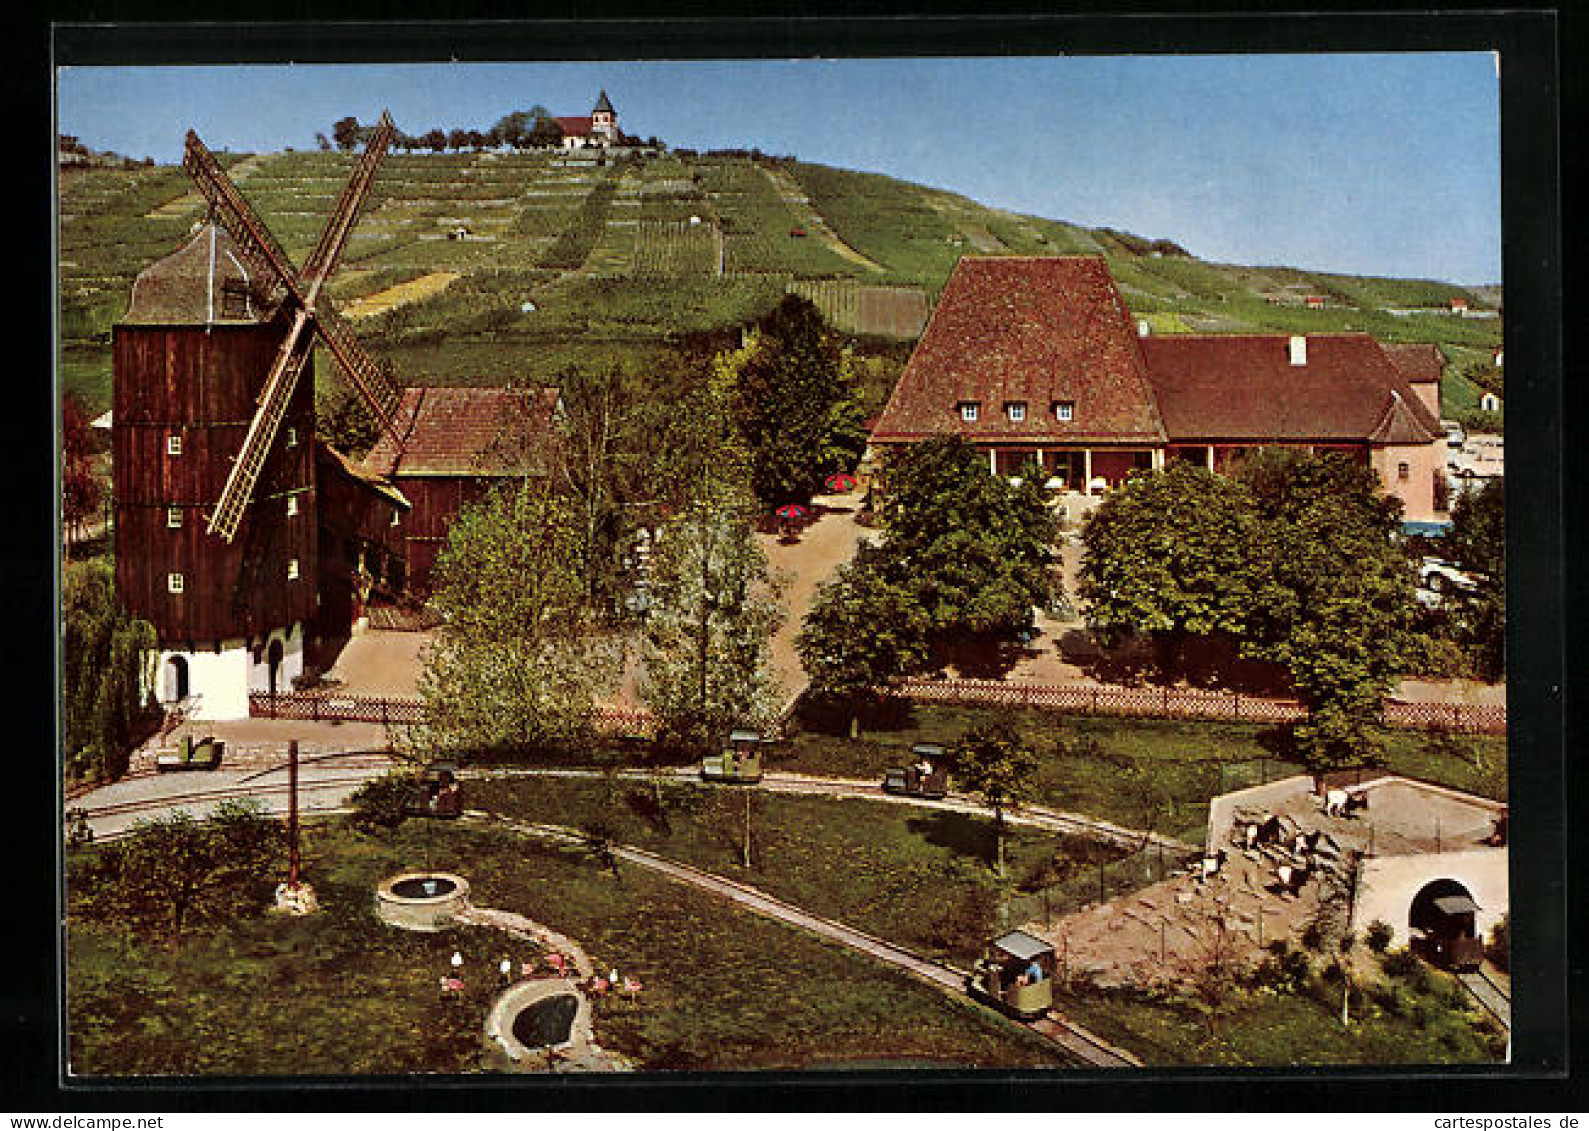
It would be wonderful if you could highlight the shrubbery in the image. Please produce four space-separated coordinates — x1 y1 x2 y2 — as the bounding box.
349 771 419 833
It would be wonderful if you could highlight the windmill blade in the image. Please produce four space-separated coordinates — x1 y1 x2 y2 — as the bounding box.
313 297 403 434
301 112 396 290
182 129 306 309
205 309 315 543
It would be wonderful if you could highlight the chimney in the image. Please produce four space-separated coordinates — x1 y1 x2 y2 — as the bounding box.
1288 335 1307 367
1137 319 1150 338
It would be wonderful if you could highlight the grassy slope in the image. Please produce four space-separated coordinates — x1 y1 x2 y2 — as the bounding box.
58 148 1500 405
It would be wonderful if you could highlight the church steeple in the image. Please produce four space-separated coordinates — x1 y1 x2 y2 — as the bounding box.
593 90 614 114
591 90 617 143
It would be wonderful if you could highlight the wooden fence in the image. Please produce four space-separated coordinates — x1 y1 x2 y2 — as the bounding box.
891 678 1505 734
249 693 659 738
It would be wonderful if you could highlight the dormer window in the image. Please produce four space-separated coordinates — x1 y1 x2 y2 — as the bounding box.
219 281 250 320
958 401 980 423
1053 401 1075 423
167 434 183 456
1005 401 1027 423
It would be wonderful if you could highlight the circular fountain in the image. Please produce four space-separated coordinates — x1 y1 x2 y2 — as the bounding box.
375 871 471 931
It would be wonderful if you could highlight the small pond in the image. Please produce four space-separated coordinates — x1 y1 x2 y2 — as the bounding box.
510 993 581 1049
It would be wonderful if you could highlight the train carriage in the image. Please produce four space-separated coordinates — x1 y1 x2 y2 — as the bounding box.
967 929 1055 1019
701 729 765 784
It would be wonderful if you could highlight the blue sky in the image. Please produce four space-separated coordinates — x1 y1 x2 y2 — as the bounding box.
56 54 1501 283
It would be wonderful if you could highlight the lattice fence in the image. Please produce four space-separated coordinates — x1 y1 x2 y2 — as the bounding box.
249 693 659 738
892 679 1504 733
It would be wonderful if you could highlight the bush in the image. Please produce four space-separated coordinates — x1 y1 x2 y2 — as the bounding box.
1251 941 1311 994
1364 919 1394 954
1486 915 1510 973
1380 948 1430 991
349 771 418 833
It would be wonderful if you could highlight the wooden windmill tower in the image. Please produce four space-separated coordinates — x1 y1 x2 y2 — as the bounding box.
113 116 408 719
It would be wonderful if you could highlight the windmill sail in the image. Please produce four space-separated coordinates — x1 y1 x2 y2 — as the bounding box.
185 116 402 542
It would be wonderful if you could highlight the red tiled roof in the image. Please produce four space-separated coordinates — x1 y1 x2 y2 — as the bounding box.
1140 334 1443 444
1382 342 1447 385
361 386 563 478
871 257 1166 444
555 116 594 136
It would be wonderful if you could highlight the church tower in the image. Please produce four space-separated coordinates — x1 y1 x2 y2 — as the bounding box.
591 90 617 144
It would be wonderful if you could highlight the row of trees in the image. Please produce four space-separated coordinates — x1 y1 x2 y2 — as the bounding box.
322 112 662 154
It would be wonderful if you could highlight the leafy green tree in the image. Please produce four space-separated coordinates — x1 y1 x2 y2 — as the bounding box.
727 294 868 508
1079 462 1259 670
420 484 619 757
796 543 931 736
331 116 362 151
113 800 285 944
62 561 158 783
878 437 1058 640
1447 477 1505 681
315 377 381 458
61 393 103 559
640 363 782 751
1237 450 1417 775
950 723 1038 877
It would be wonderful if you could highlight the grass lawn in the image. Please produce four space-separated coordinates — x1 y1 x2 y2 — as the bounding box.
1050 957 1506 1067
776 705 1507 842
66 819 1064 1075
468 777 1130 965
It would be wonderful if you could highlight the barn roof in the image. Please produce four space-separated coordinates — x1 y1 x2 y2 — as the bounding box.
1382 342 1447 385
122 222 268 326
554 116 594 137
360 386 563 479
318 440 410 510
871 257 1166 444
1138 333 1444 444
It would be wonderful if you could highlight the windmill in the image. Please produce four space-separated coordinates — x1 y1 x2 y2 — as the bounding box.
180 112 405 542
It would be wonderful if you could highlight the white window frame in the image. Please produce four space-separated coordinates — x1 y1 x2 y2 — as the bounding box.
166 434 183 456
167 506 183 529
286 559 300 581
391 508 401 526
1055 401 1075 423
958 401 980 423
286 426 297 448
1006 401 1027 423
286 495 298 517
167 572 184 594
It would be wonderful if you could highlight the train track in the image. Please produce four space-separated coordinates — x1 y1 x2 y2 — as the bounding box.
472 811 1141 1069
469 766 1199 855
68 772 378 841
1457 967 1511 1034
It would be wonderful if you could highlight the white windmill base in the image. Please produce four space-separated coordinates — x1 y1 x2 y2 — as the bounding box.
150 622 305 720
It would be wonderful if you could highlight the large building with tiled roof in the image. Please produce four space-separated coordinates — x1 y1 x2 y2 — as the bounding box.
362 386 565 591
872 256 1451 522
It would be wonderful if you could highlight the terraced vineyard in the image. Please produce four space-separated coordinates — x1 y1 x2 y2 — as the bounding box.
56 145 1501 424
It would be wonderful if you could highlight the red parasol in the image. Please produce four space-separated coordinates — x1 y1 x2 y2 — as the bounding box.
824 472 858 493
775 504 808 520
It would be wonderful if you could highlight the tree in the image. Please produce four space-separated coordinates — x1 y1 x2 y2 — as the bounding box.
419 483 620 757
640 364 782 751
447 128 469 152
1447 477 1505 681
878 437 1058 640
1236 450 1417 775
528 115 564 149
62 561 159 783
114 800 285 944
315 132 333 152
950 723 1038 877
796 543 931 735
727 294 868 508
1079 461 1258 670
61 393 104 557
331 116 362 152
315 377 381 458
423 129 448 153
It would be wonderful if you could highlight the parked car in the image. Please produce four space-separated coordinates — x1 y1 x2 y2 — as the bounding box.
1419 558 1481 598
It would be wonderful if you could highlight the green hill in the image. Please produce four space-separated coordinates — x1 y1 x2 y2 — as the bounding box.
56 148 1502 427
